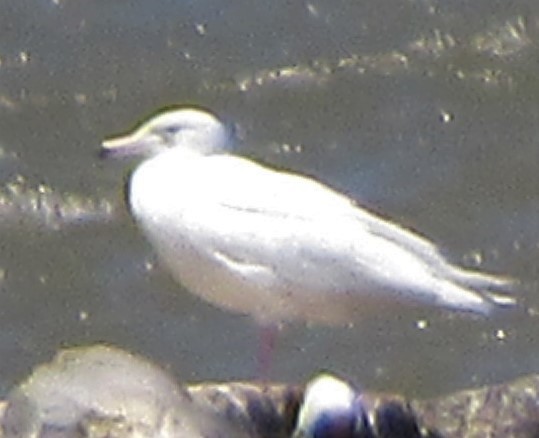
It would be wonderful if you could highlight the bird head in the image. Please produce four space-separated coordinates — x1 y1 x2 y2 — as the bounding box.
293 373 368 438
101 107 232 158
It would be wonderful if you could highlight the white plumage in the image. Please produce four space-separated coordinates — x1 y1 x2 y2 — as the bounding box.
102 107 515 325
293 373 365 438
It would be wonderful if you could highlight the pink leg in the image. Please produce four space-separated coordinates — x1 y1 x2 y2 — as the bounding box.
256 324 279 379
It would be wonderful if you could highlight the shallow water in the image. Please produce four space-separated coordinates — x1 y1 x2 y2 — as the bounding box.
0 1 538 398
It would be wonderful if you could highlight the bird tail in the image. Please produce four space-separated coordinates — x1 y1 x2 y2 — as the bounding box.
441 266 517 313
447 266 514 289
480 290 517 308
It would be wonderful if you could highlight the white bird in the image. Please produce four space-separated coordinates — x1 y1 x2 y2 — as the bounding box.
293 373 367 438
101 107 515 326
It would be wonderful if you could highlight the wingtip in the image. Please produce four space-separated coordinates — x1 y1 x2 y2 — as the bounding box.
485 291 517 308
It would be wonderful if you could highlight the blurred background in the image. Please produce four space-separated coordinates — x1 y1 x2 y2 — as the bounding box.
0 0 538 398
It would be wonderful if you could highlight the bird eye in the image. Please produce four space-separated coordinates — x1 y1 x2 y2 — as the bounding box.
164 126 181 135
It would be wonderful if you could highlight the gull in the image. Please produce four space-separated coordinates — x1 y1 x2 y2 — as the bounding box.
293 373 367 437
101 107 515 326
